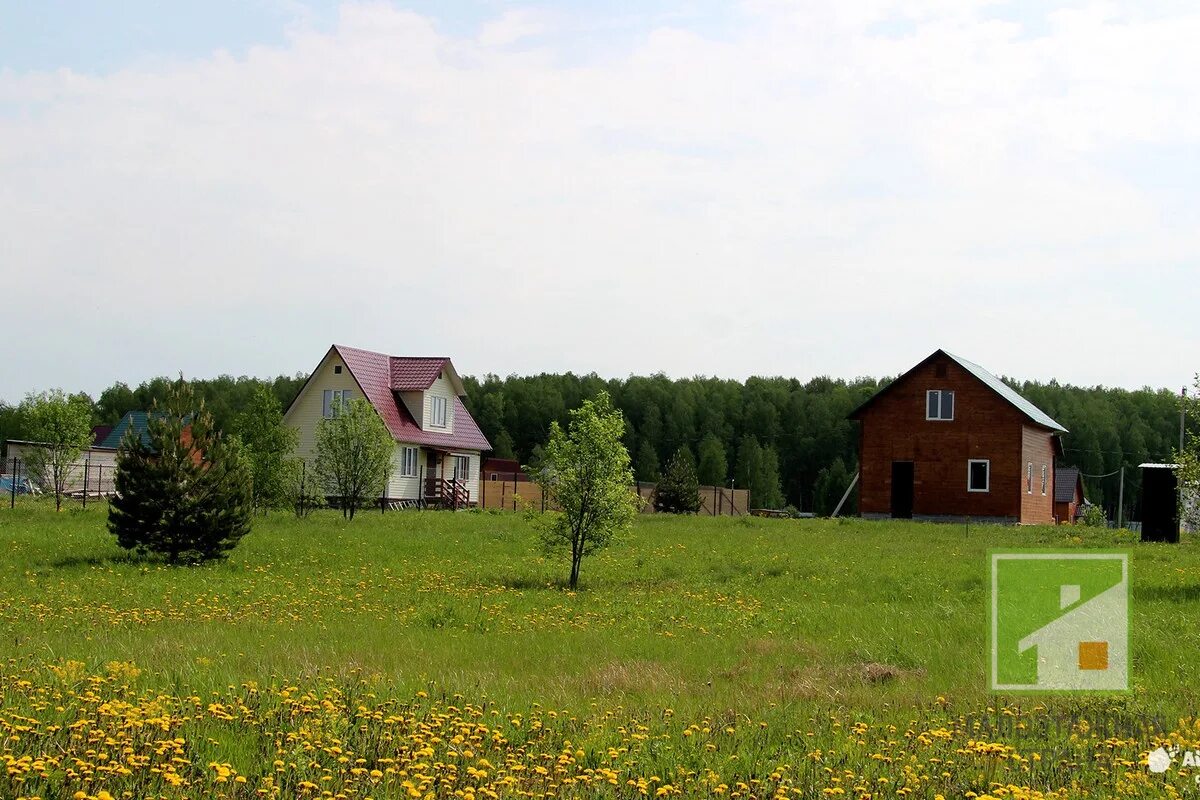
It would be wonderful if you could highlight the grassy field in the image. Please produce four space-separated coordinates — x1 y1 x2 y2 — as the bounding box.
2 502 1199 799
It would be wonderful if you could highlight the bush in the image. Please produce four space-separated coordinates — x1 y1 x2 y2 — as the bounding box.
1079 503 1107 528
108 378 252 563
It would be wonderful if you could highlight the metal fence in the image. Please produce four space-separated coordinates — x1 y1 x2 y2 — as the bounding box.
2 457 117 508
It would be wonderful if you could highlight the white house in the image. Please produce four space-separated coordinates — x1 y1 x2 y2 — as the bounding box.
284 344 491 508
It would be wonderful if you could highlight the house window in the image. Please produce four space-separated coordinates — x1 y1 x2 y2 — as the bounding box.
926 390 954 420
968 459 990 492
334 365 342 374
1027 462 1034 494
400 447 419 477
453 455 470 482
431 396 448 427
322 389 351 418
1041 464 1048 495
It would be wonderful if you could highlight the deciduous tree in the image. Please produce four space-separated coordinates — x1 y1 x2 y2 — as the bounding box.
531 392 641 589
19 389 94 511
313 398 393 520
234 384 298 511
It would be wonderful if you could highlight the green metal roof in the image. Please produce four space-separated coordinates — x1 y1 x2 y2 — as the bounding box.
943 351 1068 433
98 411 154 449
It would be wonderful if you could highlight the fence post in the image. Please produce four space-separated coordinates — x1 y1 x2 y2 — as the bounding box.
82 460 89 509
512 472 517 512
10 457 16 508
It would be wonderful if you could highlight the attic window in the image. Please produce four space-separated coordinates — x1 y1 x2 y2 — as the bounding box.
926 390 954 421
334 365 342 374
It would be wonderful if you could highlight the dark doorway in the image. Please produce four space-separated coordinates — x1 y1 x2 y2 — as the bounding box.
891 461 914 519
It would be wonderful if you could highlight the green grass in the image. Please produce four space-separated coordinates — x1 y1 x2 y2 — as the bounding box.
2 501 1199 798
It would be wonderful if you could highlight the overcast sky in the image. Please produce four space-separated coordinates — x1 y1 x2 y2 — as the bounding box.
2 0 1198 403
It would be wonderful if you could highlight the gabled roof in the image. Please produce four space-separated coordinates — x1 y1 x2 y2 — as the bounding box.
99 411 153 449
1054 466 1084 503
324 344 491 452
848 349 1068 433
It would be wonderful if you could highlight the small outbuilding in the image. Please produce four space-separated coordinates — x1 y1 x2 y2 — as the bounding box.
1054 466 1086 523
1139 463 1180 543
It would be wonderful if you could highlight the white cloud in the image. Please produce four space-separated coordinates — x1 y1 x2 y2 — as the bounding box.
1 0 1198 401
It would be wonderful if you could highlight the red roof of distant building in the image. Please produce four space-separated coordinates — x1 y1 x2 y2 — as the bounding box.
90 425 113 448
333 345 491 451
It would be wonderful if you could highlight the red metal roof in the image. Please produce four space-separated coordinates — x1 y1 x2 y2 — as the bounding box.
333 344 491 452
390 357 449 390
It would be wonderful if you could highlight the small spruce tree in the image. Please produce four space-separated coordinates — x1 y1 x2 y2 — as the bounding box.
654 446 702 514
109 378 252 563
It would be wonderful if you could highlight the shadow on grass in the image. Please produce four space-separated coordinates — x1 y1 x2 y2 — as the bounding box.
1133 584 1200 603
46 552 143 570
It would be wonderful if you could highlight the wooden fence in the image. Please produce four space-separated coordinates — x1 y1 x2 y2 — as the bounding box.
480 478 749 515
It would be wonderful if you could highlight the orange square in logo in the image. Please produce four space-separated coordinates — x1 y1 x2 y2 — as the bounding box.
1078 641 1109 671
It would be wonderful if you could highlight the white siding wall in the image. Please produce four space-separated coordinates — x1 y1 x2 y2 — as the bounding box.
449 451 480 502
423 374 455 433
387 444 424 500
284 351 362 463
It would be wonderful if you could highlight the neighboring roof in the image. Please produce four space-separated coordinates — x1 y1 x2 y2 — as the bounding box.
1054 466 1084 503
848 349 1068 433
99 411 153 449
330 345 491 452
90 425 113 448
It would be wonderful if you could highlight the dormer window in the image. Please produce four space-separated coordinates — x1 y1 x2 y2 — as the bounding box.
431 395 448 427
926 390 954 421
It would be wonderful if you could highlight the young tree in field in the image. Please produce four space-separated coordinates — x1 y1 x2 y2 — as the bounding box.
696 433 728 486
1177 376 1199 530
654 446 702 514
109 378 252 563
313 398 393 520
531 391 641 589
20 389 94 511
234 384 298 512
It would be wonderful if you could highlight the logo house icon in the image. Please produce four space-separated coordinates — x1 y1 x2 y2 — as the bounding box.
990 552 1129 692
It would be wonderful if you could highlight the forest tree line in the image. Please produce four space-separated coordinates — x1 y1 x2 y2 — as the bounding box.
0 369 1188 518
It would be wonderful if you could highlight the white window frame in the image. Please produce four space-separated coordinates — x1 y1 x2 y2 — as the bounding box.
453 454 470 482
322 388 351 419
967 459 990 493
1026 462 1034 494
926 389 954 421
400 446 419 477
1041 464 1048 496
430 395 448 428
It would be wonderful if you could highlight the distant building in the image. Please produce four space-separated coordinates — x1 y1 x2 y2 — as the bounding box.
482 458 527 482
849 349 1067 524
1054 466 1086 523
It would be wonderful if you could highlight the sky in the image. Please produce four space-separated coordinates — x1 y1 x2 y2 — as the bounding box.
1 0 1198 403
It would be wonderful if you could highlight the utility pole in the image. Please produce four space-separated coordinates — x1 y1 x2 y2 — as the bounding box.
1117 467 1124 529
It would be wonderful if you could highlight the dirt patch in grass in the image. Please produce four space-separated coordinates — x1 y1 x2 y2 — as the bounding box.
577 660 682 696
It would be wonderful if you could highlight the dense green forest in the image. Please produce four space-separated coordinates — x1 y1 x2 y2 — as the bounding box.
0 370 1187 519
